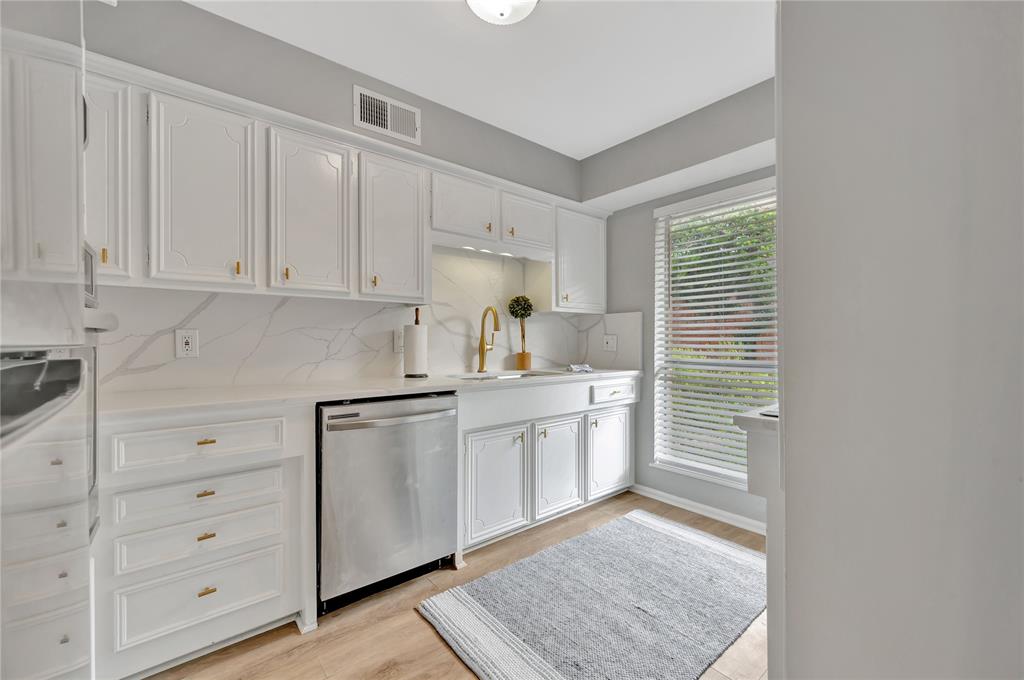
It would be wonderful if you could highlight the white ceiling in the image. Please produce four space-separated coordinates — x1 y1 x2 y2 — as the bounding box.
189 1 775 160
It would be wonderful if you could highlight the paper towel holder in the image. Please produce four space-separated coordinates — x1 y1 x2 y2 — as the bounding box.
404 307 429 379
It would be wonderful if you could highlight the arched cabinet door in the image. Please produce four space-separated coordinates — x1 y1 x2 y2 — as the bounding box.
268 127 357 295
534 415 584 520
465 425 530 547
148 92 256 287
358 152 428 302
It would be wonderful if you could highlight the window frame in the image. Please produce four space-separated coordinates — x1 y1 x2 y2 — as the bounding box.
651 176 777 489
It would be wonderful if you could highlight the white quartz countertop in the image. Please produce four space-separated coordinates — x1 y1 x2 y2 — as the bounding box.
734 405 780 433
98 369 642 416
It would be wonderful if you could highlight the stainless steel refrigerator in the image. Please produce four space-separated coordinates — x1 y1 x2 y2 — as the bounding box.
1 5 97 677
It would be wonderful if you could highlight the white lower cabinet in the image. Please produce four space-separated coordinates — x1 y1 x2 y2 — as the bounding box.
465 425 530 546
465 405 632 549
587 407 632 500
533 415 583 520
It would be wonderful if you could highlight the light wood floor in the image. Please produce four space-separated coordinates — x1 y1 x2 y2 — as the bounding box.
151 491 767 680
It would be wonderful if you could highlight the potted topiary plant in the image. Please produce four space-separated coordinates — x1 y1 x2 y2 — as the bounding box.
507 295 534 371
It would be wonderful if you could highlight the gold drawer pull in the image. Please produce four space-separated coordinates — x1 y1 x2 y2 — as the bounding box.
50 458 64 466
196 438 217 446
197 586 217 598
57 570 68 579
195 489 216 499
609 390 621 396
59 634 70 645
196 531 217 542
100 247 108 264
234 261 241 276
56 519 67 529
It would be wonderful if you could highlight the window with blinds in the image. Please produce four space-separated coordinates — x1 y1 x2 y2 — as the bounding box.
653 189 777 485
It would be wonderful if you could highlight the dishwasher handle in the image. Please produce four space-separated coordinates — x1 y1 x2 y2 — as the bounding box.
324 408 456 432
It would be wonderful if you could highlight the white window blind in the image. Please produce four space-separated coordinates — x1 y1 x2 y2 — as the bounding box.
653 190 777 485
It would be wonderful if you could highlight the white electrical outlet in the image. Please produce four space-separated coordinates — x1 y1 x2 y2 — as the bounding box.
602 334 618 351
175 328 199 358
394 327 405 353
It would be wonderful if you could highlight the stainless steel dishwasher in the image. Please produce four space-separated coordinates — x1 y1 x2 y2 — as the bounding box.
318 392 457 612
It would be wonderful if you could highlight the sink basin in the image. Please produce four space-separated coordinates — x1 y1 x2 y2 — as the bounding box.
447 370 565 381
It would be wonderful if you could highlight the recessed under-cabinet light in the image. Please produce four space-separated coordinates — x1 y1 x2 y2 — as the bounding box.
479 249 493 254
500 252 514 257
462 246 477 251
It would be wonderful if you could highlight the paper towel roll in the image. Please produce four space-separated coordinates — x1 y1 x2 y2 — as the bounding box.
404 323 429 378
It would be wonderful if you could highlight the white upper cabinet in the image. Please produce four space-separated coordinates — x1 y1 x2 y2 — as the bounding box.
4 53 83 278
534 416 584 520
587 407 632 501
268 127 356 294
500 192 554 249
431 172 499 241
84 74 131 279
556 208 606 312
359 152 429 301
149 92 256 286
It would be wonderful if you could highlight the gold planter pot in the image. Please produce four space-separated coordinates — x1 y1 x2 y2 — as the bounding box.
514 352 532 371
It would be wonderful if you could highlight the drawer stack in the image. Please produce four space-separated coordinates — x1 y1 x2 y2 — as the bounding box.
94 410 307 680
1 416 92 680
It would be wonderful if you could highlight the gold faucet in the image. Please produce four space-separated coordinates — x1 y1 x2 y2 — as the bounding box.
477 306 501 373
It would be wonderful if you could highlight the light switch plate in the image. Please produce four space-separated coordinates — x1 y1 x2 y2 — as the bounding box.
394 327 405 353
602 334 618 352
175 328 199 358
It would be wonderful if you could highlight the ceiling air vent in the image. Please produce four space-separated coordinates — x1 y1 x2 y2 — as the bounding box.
353 86 421 145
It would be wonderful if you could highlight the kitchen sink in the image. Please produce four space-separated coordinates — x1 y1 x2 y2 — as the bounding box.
447 370 565 381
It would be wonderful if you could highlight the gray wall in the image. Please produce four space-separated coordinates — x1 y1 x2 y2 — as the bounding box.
580 79 774 201
607 166 775 524
778 1 1023 676
1 0 581 199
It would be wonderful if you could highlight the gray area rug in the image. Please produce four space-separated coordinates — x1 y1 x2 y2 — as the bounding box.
418 510 766 680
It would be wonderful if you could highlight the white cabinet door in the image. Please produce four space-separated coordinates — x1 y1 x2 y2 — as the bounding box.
84 74 131 279
465 425 529 546
534 416 583 520
4 54 83 278
149 92 256 286
268 127 356 294
431 172 499 240
359 152 428 301
556 208 606 312
500 192 553 249
587 407 631 500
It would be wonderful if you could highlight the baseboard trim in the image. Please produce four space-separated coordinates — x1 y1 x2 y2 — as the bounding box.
629 484 766 536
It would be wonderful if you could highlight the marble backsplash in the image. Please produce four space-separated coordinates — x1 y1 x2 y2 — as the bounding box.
97 248 641 392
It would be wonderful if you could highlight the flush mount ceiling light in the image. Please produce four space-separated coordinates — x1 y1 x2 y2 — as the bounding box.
466 0 538 25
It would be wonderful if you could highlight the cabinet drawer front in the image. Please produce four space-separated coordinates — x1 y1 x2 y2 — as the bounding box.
2 602 90 680
2 437 88 504
3 502 90 563
112 418 285 473
591 382 635 404
115 502 284 575
113 466 284 525
2 546 90 609
115 545 283 651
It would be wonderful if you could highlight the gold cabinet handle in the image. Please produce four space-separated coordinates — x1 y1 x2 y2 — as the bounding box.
485 222 492 233
284 266 290 280
513 433 524 443
57 570 68 579
56 519 67 529
195 489 216 499
540 428 548 438
100 247 108 264
50 458 63 466
196 531 217 542
59 634 70 645
197 586 217 598
371 274 380 287
562 294 570 303
196 438 217 446
591 420 599 428
234 261 241 275
609 390 621 396
508 227 516 237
